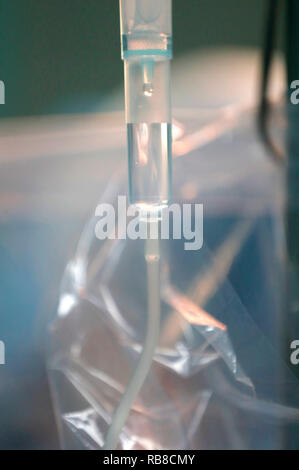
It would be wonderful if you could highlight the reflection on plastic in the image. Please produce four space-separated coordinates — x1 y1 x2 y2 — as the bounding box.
48 107 299 450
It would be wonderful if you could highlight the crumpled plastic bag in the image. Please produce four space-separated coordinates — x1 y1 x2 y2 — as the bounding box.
48 107 299 449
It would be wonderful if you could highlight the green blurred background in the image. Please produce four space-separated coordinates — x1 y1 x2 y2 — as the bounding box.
0 0 269 118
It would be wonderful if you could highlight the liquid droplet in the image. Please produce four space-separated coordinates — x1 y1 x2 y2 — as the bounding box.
143 82 153 97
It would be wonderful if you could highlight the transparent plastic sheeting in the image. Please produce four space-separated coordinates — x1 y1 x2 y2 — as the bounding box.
48 107 299 450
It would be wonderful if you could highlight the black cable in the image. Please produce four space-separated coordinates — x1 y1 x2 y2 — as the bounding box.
258 0 285 163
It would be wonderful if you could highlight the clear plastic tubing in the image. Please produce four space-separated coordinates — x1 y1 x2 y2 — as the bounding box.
120 0 172 209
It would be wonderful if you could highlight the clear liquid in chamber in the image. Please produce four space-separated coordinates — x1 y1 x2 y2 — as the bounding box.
127 122 172 208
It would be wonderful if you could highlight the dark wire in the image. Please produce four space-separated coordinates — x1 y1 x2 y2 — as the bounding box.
258 0 285 163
